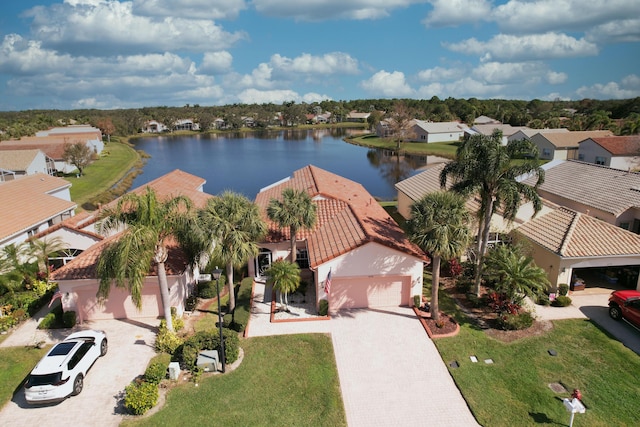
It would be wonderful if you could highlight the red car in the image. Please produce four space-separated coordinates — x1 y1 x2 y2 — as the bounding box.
608 290 640 328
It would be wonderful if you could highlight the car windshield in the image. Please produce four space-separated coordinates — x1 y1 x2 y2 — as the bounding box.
26 372 62 387
49 342 76 356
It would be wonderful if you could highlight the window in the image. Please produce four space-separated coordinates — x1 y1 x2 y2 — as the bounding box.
595 156 606 165
542 148 551 156
296 249 310 269
620 222 630 230
578 153 584 160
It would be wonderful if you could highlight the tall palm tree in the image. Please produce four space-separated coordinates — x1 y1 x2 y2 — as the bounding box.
96 187 197 332
267 188 317 263
265 259 300 312
407 192 471 321
30 236 69 282
198 191 267 317
484 244 549 304
440 130 544 296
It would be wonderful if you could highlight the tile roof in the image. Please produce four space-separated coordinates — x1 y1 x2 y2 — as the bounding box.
516 207 640 257
394 163 481 214
0 174 76 242
124 169 211 209
535 130 613 148
510 128 569 139
50 235 187 281
522 160 640 216
0 140 68 160
255 165 428 267
0 149 42 171
472 124 530 136
413 120 468 134
587 135 640 156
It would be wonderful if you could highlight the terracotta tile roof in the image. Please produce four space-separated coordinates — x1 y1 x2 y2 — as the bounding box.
30 210 104 242
587 135 640 156
523 160 640 216
124 169 211 209
0 174 76 242
50 235 187 281
255 165 428 267
0 149 42 171
535 130 613 148
516 207 640 257
0 140 68 160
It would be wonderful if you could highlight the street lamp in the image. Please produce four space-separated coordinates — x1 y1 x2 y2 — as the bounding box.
212 267 226 373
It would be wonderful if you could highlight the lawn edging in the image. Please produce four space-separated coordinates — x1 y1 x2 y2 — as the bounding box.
413 307 460 339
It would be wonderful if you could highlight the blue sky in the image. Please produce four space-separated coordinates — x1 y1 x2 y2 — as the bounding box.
0 0 638 111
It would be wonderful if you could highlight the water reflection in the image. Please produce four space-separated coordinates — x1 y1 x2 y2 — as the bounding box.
131 129 437 200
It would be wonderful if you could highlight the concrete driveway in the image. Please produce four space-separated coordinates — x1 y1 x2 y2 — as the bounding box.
330 307 479 427
0 317 158 427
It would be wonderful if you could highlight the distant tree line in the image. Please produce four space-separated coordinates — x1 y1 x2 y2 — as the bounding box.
1 96 639 140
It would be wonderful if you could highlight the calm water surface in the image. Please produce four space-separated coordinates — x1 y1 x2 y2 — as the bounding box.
131 128 441 200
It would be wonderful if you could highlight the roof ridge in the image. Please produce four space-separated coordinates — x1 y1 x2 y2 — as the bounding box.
558 208 579 256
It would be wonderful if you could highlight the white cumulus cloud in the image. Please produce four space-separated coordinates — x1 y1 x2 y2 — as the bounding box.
132 0 247 20
200 51 234 74
252 0 419 21
360 70 414 97
270 52 359 75
446 33 598 61
576 74 640 99
422 0 492 28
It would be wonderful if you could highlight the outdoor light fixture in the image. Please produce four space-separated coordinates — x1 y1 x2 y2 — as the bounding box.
212 267 226 373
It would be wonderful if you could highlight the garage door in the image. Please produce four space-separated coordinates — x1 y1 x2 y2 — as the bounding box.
329 275 410 314
77 286 162 321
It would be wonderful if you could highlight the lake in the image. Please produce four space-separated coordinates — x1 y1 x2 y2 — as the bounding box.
131 128 442 200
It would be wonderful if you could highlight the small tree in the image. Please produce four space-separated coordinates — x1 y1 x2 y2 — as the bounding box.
265 259 300 312
29 236 68 282
97 118 115 142
62 141 93 176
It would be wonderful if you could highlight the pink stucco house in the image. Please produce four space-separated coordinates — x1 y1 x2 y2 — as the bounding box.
50 170 213 322
251 165 429 314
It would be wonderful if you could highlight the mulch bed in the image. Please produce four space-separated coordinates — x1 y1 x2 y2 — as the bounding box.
427 277 554 342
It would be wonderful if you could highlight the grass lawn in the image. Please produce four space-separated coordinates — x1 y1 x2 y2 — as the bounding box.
194 277 253 332
0 346 49 407
123 334 346 427
434 295 640 426
348 134 458 158
66 141 139 209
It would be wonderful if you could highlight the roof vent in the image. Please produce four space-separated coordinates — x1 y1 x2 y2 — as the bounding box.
630 187 640 193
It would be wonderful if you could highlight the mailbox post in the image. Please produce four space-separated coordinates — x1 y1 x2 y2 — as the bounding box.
562 397 585 427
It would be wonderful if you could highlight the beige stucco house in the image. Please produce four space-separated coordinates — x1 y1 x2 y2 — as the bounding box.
578 135 640 170
410 120 468 143
252 165 428 314
530 130 613 161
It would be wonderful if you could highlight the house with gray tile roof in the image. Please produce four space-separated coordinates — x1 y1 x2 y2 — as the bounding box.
522 160 640 232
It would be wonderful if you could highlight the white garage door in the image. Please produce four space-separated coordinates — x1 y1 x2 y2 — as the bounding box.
329 275 410 314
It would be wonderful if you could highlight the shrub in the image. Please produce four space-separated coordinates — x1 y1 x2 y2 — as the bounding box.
552 295 572 307
198 283 216 299
124 381 158 415
413 295 421 307
535 294 551 306
498 311 534 330
180 328 240 371
444 258 463 277
38 312 59 329
159 312 184 332
318 299 329 316
63 311 77 328
155 329 183 354
466 292 482 308
455 279 473 294
0 316 17 332
185 295 198 311
558 283 569 296
144 362 167 385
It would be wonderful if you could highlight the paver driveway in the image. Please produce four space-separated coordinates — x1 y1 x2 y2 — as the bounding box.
330 307 479 427
0 318 158 427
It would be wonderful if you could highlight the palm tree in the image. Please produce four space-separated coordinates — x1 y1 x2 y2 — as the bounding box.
198 191 267 318
30 236 69 282
484 244 549 304
265 259 300 311
96 187 197 332
440 130 544 296
267 188 317 263
407 192 471 321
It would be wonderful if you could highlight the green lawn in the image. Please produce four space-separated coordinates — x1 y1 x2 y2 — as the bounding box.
0 346 49 407
66 141 139 209
194 277 253 332
123 334 346 427
348 134 459 158
434 312 640 426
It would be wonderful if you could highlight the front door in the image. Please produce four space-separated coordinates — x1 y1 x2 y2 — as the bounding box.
255 249 272 279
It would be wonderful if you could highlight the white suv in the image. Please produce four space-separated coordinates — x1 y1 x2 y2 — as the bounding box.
24 330 108 404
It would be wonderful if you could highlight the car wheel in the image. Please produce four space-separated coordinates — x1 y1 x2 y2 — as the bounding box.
609 305 622 320
100 338 108 356
71 374 84 396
